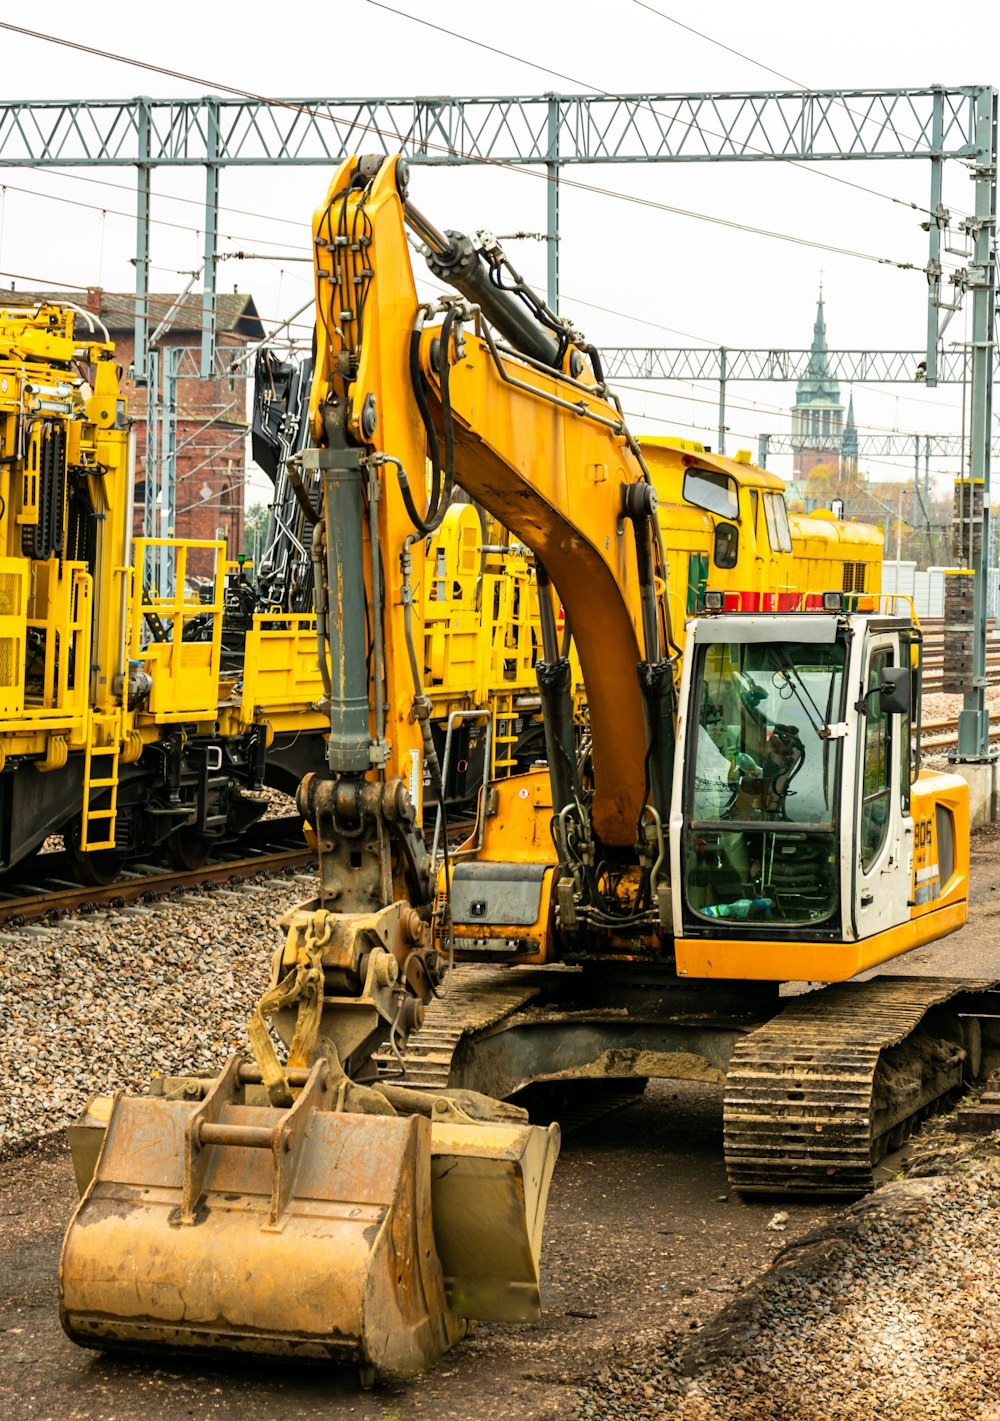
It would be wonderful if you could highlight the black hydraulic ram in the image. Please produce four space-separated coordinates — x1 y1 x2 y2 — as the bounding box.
404 200 564 372
622 481 677 822
534 562 583 818
308 409 372 775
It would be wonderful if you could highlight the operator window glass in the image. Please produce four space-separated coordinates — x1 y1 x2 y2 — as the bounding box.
748 489 759 536
684 637 846 927
861 648 893 872
713 523 739 570
763 492 793 554
771 494 793 553
683 468 739 520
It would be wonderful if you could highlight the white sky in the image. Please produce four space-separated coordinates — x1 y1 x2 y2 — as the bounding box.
0 0 994 504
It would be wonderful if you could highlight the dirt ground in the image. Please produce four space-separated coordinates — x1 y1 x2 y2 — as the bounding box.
1 1083 833 1421
3 827 1000 1421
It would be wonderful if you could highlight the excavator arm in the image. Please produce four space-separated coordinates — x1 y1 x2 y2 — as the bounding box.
304 153 678 962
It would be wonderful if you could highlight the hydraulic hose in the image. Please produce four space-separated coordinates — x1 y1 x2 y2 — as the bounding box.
400 306 459 537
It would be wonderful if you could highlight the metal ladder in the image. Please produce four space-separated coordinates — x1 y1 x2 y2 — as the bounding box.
80 712 121 850
492 692 518 776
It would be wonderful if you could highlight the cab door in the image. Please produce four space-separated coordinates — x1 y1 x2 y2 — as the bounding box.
852 634 912 939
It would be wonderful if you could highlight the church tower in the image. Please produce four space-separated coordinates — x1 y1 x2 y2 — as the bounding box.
791 286 845 478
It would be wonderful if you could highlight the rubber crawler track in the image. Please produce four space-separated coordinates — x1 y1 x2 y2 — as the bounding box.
724 975 999 1195
374 965 543 1088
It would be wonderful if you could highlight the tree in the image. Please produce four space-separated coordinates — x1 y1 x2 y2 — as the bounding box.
244 502 270 566
805 461 868 507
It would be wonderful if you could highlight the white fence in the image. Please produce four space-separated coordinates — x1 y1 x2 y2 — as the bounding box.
881 552 998 620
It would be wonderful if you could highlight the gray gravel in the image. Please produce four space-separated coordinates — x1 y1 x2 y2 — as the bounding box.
0 875 310 1153
575 1132 1000 1421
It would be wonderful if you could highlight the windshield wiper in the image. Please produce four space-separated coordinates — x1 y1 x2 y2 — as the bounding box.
768 648 829 739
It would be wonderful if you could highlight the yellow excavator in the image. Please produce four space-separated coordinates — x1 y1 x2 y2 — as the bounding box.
61 154 986 1377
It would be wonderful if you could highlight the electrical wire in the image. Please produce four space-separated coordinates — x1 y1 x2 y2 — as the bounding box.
16 162 311 233
632 0 967 186
0 177 308 252
0 267 316 340
0 18 933 276
367 0 949 222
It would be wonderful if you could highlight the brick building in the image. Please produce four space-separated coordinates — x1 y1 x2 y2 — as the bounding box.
21 287 264 579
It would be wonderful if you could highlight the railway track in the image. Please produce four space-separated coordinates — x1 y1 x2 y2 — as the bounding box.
0 810 480 934
0 817 317 932
918 624 1000 694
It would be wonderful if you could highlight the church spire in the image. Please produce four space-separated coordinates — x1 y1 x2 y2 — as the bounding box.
810 283 829 373
842 389 858 471
790 282 846 480
795 283 840 405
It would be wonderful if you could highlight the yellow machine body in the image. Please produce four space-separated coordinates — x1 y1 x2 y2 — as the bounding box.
58 152 972 1376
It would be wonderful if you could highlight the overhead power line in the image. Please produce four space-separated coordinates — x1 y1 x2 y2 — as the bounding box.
369 0 941 222
0 19 932 276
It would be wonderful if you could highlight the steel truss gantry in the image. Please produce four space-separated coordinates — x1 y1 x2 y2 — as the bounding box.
0 84 993 754
758 431 1000 461
0 86 984 377
603 348 967 384
605 349 974 470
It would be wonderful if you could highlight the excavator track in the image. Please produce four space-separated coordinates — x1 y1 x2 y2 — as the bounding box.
374 965 546 1090
724 976 999 1196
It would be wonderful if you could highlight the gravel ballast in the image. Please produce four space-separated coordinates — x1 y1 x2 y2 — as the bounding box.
575 1130 1000 1421
0 875 308 1153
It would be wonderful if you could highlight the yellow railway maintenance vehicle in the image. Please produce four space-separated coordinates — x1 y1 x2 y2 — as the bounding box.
0 301 331 885
61 154 992 1379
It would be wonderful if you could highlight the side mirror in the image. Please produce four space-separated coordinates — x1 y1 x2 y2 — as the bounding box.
879 665 910 716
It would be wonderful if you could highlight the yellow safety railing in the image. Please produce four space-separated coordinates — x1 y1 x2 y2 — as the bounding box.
240 611 326 713
0 561 93 730
128 538 223 723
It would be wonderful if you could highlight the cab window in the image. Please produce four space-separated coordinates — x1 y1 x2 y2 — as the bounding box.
748 489 759 536
684 638 846 928
683 468 739 520
861 649 893 871
763 492 793 553
714 522 739 569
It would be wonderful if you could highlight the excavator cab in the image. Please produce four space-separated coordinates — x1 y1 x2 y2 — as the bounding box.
671 609 969 982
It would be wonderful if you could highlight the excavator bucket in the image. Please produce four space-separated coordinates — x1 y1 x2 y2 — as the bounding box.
60 1058 558 1376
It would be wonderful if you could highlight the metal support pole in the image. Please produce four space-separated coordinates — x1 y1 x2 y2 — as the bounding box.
160 346 179 598
925 86 945 388
133 98 152 385
201 100 219 378
956 86 997 761
717 346 727 456
545 95 559 315
144 347 159 548
758 432 769 469
924 436 931 541
913 434 920 527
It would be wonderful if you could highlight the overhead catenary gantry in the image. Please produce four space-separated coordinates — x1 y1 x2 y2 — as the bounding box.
0 84 994 756
0 86 985 375
602 347 969 384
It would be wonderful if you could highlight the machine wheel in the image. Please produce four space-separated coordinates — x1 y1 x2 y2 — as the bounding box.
165 831 214 871
65 818 128 887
